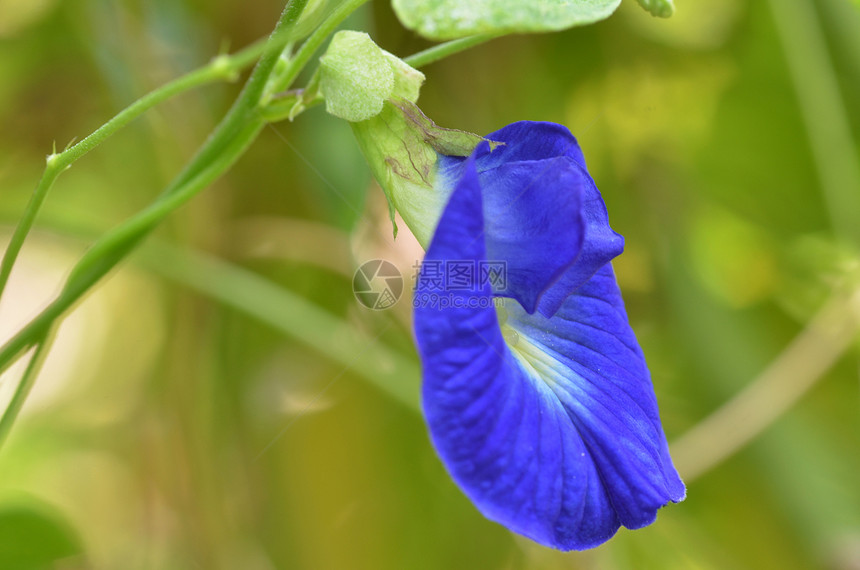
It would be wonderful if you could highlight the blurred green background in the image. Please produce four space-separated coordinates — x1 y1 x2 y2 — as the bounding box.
1 0 860 568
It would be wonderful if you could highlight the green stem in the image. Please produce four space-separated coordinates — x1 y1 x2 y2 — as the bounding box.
264 0 371 102
0 332 54 448
68 0 371 283
0 5 494 437
0 0 306 386
149 0 312 202
0 119 264 378
767 0 860 246
66 118 266 289
403 33 502 68
138 243 421 411
672 285 860 481
0 0 370 388
0 39 268 304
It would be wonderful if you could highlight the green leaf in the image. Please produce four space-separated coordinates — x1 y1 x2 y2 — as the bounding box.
392 0 622 40
0 501 84 569
384 52 425 102
319 31 395 122
636 0 675 18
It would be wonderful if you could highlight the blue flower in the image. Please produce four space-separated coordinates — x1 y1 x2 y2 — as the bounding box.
414 122 685 550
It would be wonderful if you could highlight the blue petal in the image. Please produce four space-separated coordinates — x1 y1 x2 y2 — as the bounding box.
473 121 589 171
437 122 623 316
533 173 625 317
415 157 684 551
505 267 686 529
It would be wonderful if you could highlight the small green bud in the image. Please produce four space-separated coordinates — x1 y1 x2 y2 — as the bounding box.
321 31 492 244
635 0 674 18
319 31 396 122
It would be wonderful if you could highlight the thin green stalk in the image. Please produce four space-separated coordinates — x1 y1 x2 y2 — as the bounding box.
0 118 265 378
6 0 313 322
0 332 54 448
767 0 860 246
150 0 313 201
68 0 371 283
147 0 368 198
67 118 266 287
403 33 502 68
0 0 370 392
0 167 61 305
2 0 500 443
672 285 860 481
263 0 371 102
138 244 421 411
0 38 268 304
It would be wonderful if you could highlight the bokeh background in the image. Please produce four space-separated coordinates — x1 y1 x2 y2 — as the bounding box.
1 0 859 568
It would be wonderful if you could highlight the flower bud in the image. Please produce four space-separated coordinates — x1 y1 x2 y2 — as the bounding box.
319 31 489 245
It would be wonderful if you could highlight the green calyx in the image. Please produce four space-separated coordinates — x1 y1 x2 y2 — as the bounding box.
320 30 489 246
352 99 488 246
319 31 396 122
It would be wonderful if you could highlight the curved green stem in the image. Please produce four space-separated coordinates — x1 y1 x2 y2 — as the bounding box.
672 285 860 481
263 0 371 102
403 33 502 68
0 0 371 392
149 0 312 202
67 117 266 287
0 118 264 378
0 332 54 447
0 0 312 412
68 0 372 283
139 243 421 411
0 39 268 304
767 0 860 246
0 4 500 444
